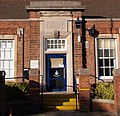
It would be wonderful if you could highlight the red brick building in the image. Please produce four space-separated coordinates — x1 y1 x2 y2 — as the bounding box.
1 0 120 92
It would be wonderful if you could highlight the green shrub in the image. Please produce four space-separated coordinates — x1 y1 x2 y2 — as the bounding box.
5 82 29 102
93 82 114 100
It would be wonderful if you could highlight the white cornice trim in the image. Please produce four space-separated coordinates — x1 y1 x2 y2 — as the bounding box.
85 18 120 21
0 18 120 22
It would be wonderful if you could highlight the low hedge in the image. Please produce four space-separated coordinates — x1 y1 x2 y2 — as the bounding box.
91 82 114 100
5 82 29 102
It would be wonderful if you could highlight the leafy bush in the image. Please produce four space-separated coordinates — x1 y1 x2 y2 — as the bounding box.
91 82 114 100
5 82 29 102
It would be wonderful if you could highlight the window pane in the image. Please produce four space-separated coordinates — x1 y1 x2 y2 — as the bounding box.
58 40 61 44
110 40 115 48
62 40 65 44
99 68 104 76
47 45 50 49
0 42 1 48
62 45 65 49
10 69 14 77
55 40 57 44
58 45 61 48
55 45 57 48
104 39 109 48
110 68 114 76
0 61 3 69
10 61 14 68
110 59 114 66
47 40 50 44
7 50 10 59
105 68 110 76
2 41 6 48
98 40 103 48
51 40 53 44
99 59 103 67
5 70 9 78
105 59 109 66
0 50 1 58
4 61 9 68
1 50 4 59
99 49 103 57
104 49 109 57
8 41 13 48
5 50 8 58
110 49 114 57
51 45 53 49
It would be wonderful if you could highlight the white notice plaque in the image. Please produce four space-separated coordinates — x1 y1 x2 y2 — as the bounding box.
30 60 39 69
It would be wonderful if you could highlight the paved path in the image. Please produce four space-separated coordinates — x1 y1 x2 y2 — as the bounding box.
29 111 117 116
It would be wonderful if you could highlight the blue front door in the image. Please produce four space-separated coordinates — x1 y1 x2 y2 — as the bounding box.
46 54 66 91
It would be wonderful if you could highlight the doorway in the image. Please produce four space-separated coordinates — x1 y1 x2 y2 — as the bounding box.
46 54 66 91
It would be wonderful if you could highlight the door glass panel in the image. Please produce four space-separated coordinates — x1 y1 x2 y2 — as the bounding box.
50 58 64 68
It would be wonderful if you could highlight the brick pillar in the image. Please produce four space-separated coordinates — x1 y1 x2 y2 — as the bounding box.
0 71 5 116
113 68 120 115
79 69 90 112
29 69 40 113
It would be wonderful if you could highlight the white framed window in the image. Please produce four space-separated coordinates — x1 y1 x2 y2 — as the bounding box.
0 40 14 78
46 39 67 51
97 39 116 79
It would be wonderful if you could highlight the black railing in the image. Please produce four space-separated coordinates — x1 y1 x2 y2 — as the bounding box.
90 74 104 83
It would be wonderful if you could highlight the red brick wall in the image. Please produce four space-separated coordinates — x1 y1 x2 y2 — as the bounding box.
92 99 115 113
73 19 120 84
0 10 120 83
0 21 38 77
29 21 40 61
78 69 90 112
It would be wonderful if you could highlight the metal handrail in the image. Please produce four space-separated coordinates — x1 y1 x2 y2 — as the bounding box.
90 74 104 82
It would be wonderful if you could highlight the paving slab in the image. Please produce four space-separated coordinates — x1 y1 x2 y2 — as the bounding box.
29 111 117 116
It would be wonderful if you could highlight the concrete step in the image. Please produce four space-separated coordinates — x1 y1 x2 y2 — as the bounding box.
41 93 79 110
56 105 79 110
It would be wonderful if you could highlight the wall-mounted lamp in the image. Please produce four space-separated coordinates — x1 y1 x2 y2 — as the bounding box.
75 18 99 43
88 25 99 38
54 30 60 38
75 17 81 29
75 17 81 42
17 28 24 40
